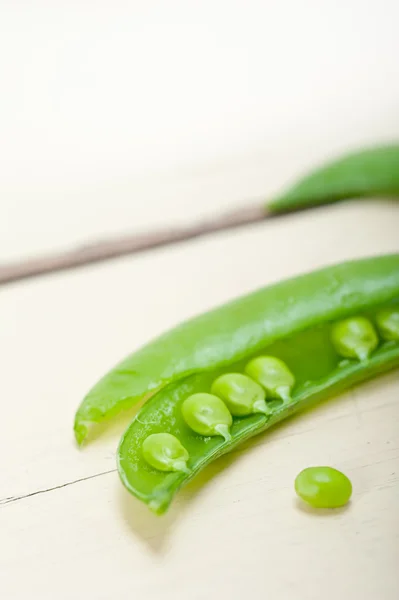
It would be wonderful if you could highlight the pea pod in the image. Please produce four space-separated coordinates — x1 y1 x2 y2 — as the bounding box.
269 144 399 213
118 313 399 514
74 255 399 445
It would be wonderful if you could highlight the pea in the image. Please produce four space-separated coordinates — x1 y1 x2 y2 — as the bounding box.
182 393 233 440
376 308 399 341
245 356 295 402
295 466 352 508
142 433 189 473
211 373 269 416
331 316 378 361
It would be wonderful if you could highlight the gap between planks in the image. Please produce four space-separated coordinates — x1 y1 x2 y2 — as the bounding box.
0 469 117 507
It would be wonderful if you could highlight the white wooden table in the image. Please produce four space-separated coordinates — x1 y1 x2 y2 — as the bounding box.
1 3 399 599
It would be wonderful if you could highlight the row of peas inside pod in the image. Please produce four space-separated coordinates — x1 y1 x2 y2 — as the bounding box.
142 310 399 474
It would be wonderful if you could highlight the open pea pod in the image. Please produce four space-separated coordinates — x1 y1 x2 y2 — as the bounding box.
74 255 399 513
269 144 399 213
74 254 398 443
116 256 399 513
75 255 399 446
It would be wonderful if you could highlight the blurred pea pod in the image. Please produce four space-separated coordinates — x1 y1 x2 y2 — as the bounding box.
269 144 399 213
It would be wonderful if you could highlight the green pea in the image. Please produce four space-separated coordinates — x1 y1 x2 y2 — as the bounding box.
331 316 378 361
295 466 352 508
142 433 189 473
182 393 233 441
211 373 269 416
375 308 399 341
245 356 295 402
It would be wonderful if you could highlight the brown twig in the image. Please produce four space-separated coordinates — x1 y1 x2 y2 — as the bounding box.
0 204 270 286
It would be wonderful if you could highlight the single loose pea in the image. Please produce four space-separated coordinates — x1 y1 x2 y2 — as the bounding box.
375 308 399 341
182 393 233 441
295 466 352 508
211 373 269 416
245 356 295 402
331 316 378 361
142 433 189 473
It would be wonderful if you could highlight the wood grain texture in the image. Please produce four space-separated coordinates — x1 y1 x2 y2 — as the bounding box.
1 201 399 599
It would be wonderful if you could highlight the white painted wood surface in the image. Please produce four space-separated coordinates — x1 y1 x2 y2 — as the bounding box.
1 201 399 599
1 1 399 598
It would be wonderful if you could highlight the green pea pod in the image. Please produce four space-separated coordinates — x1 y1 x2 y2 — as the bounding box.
75 256 399 453
269 144 399 213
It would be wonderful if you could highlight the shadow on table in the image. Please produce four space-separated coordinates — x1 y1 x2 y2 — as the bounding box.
117 448 240 553
294 497 351 516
